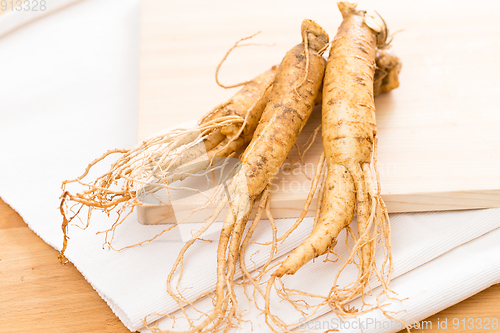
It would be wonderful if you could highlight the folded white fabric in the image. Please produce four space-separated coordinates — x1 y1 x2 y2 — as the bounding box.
311 226 500 333
1 1 499 333
138 210 500 332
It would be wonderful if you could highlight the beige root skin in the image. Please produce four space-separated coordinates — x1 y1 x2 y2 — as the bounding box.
274 163 355 277
241 19 327 199
161 19 328 333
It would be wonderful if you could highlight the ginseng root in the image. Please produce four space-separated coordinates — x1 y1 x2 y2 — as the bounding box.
270 1 399 323
163 19 328 333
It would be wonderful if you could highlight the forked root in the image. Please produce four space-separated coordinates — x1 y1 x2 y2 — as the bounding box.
263 132 394 330
239 188 270 302
161 171 255 333
262 167 393 332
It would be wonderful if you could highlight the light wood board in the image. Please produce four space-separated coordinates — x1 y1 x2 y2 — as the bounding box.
139 0 500 216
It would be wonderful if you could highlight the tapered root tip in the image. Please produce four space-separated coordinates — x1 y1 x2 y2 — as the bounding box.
272 266 290 278
58 253 68 265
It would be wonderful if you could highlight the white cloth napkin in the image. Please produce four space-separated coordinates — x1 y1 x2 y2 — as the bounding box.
1 1 499 332
311 226 500 333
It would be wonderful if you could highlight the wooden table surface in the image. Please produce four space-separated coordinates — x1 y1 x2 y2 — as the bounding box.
0 197 498 332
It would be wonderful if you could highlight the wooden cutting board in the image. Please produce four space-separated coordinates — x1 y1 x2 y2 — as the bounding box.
139 0 500 217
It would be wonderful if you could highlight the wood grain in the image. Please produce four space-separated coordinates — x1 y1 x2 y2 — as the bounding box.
1 198 498 331
0 198 132 333
139 0 500 216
